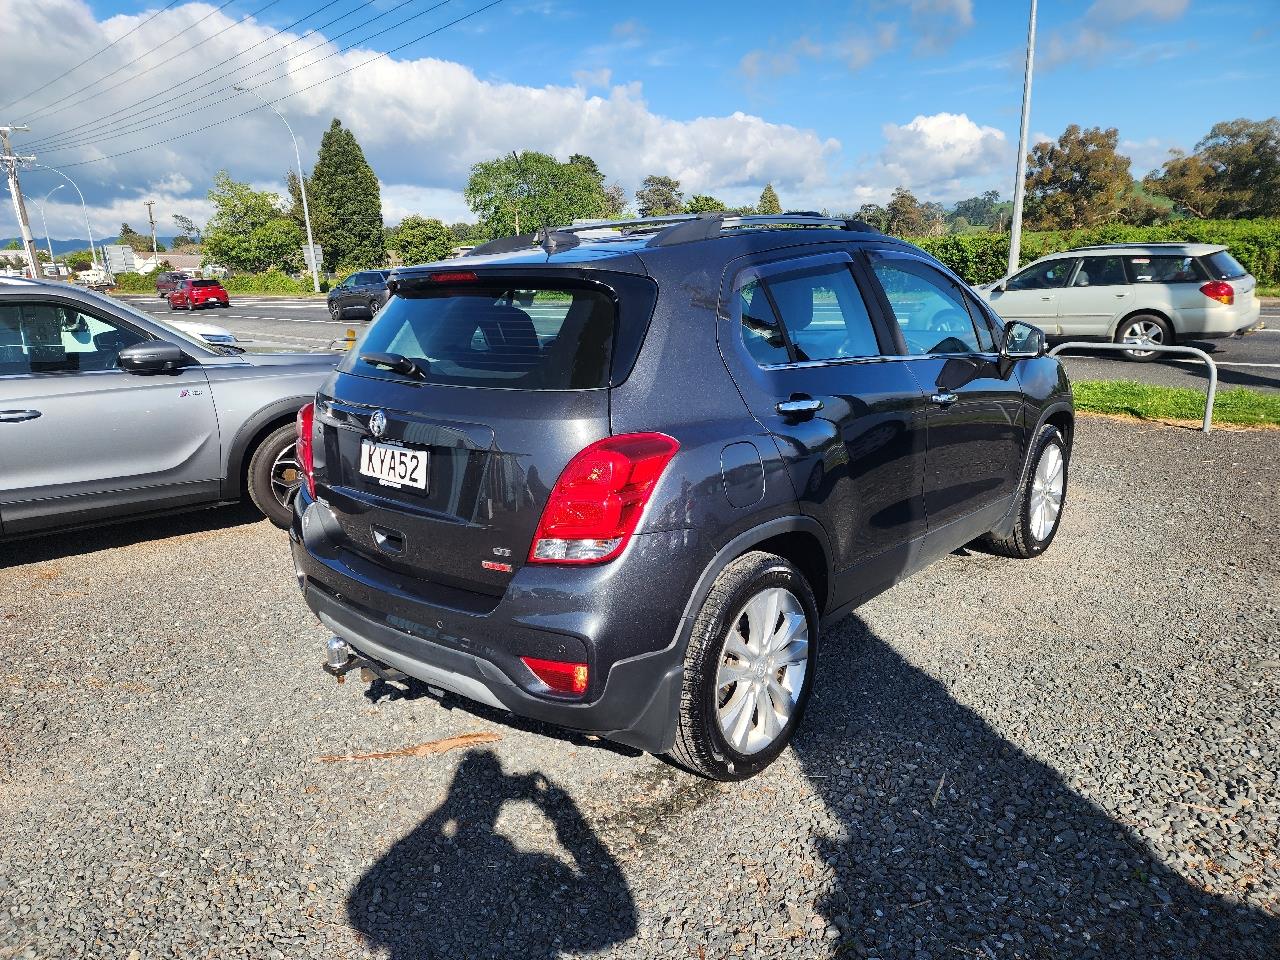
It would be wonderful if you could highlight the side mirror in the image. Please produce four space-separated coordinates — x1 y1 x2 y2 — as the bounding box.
994 279 1008 292
1001 321 1046 359
118 341 189 374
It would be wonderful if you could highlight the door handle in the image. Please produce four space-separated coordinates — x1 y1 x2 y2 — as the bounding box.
1114 292 1129 297
1040 296 1053 301
0 409 41 423
930 392 958 407
775 397 823 419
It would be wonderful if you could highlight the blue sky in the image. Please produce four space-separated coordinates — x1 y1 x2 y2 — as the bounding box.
2 0 1278 238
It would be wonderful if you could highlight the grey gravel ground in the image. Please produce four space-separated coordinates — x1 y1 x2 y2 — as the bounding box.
1 415 1277 959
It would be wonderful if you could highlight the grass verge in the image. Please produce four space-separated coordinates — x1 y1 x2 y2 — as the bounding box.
1256 285 1278 299
1073 380 1280 427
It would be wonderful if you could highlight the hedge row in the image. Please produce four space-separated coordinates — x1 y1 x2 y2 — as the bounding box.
909 218 1280 287
109 270 318 295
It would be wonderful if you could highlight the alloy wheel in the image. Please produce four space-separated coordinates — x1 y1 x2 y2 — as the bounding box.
1120 319 1164 358
1028 442 1065 541
269 441 302 507
714 586 809 755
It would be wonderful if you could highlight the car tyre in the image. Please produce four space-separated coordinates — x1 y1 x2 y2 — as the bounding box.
974 424 1067 559
1114 313 1171 362
667 551 818 781
368 298 381 319
247 423 302 529
329 302 341 322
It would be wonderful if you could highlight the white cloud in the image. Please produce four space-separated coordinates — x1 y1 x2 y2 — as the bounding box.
1043 0 1190 68
1 0 844 236
877 112 1010 195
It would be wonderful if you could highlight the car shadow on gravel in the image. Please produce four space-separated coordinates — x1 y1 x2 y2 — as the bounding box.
0 503 266 567
347 749 637 959
793 614 1279 960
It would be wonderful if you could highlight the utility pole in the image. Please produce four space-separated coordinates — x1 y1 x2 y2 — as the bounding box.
1 125 40 278
145 199 158 259
1006 0 1037 280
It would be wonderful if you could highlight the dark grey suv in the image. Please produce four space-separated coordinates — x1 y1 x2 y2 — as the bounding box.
290 214 1073 779
327 270 391 321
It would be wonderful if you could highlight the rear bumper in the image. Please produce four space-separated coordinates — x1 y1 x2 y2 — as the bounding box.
289 491 702 753
1177 299 1261 338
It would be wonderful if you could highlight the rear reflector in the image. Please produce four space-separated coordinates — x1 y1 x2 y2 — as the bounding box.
521 657 589 695
428 270 478 283
296 402 315 497
528 433 679 565
1200 280 1234 305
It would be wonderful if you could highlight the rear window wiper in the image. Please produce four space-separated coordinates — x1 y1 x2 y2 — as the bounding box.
359 351 429 379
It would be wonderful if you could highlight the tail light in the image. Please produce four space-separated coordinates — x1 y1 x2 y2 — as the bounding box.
521 656 589 695
528 432 679 564
1200 280 1234 305
296 402 316 497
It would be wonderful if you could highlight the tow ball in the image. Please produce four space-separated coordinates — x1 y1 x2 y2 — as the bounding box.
321 636 406 685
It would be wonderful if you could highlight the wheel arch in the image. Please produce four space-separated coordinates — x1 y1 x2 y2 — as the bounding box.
222 397 309 500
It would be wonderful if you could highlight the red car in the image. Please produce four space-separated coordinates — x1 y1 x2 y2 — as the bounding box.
168 278 230 310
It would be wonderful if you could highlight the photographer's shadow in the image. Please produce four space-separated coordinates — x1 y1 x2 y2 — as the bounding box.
348 749 636 960
796 614 1279 959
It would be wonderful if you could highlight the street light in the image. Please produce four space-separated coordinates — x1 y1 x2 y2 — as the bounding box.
1006 0 1038 279
24 183 62 272
30 163 99 272
234 85 321 293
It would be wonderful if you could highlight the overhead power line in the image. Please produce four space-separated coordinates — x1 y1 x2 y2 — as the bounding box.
19 0 277 125
21 0 361 153
33 0 451 156
0 0 187 114
46 0 507 171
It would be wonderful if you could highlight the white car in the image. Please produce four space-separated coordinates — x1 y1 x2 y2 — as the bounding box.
169 318 243 349
978 243 1261 359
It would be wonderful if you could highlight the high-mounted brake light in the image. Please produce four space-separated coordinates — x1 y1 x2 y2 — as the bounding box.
1199 280 1234 305
296 402 316 497
528 433 680 564
428 270 478 283
521 656 589 696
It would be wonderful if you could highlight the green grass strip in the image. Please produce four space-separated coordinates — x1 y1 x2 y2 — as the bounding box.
1073 380 1280 427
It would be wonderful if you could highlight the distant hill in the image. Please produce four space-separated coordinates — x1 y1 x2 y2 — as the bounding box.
1 236 182 255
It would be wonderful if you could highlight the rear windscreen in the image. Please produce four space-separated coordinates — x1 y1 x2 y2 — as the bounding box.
344 281 616 389
1202 251 1248 280
191 279 220 288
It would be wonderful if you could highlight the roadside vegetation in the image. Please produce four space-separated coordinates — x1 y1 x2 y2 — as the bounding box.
1073 380 1280 427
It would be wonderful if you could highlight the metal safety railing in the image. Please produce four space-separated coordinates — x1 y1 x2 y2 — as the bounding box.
1047 342 1219 433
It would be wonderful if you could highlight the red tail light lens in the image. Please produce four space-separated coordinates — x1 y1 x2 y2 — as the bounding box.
528 433 679 564
296 402 315 497
521 656 589 696
429 271 478 283
1200 280 1234 305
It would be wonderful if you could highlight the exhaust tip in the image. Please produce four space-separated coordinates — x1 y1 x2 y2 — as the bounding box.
325 636 351 670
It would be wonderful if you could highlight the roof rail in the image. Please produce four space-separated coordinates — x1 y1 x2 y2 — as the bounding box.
650 213 877 247
1067 241 1199 252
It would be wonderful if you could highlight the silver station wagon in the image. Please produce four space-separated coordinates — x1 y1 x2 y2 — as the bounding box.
978 243 1260 359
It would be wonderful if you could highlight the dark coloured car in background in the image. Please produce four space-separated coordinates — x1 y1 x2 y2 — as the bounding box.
291 214 1074 780
327 270 391 321
167 278 230 311
154 271 190 297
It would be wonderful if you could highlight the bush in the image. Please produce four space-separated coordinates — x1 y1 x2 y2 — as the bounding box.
221 270 307 294
319 279 330 293
909 218 1280 287
108 272 155 293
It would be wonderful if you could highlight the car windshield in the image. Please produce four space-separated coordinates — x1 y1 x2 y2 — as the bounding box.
344 280 616 389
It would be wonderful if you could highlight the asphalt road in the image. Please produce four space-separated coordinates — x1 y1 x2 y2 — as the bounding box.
2 416 1278 959
123 295 1280 392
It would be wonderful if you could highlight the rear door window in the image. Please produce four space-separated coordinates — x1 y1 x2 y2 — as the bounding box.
738 280 790 366
1124 255 1205 283
766 264 880 362
346 280 616 389
1072 256 1127 287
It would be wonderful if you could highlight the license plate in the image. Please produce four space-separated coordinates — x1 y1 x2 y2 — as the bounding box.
359 440 428 490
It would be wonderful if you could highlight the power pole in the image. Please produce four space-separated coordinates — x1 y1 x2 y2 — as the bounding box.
1 125 40 278
145 199 158 259
1006 0 1037 279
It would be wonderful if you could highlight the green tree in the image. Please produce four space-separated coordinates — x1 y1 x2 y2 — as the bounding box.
757 183 782 215
465 151 608 238
202 171 303 272
309 119 385 271
390 216 455 265
884 187 942 236
172 214 201 244
635 175 684 217
66 250 93 271
568 153 627 218
854 203 888 231
950 190 1001 227
449 222 481 246
117 222 152 253
685 194 728 213
1143 118 1280 219
1024 125 1134 230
